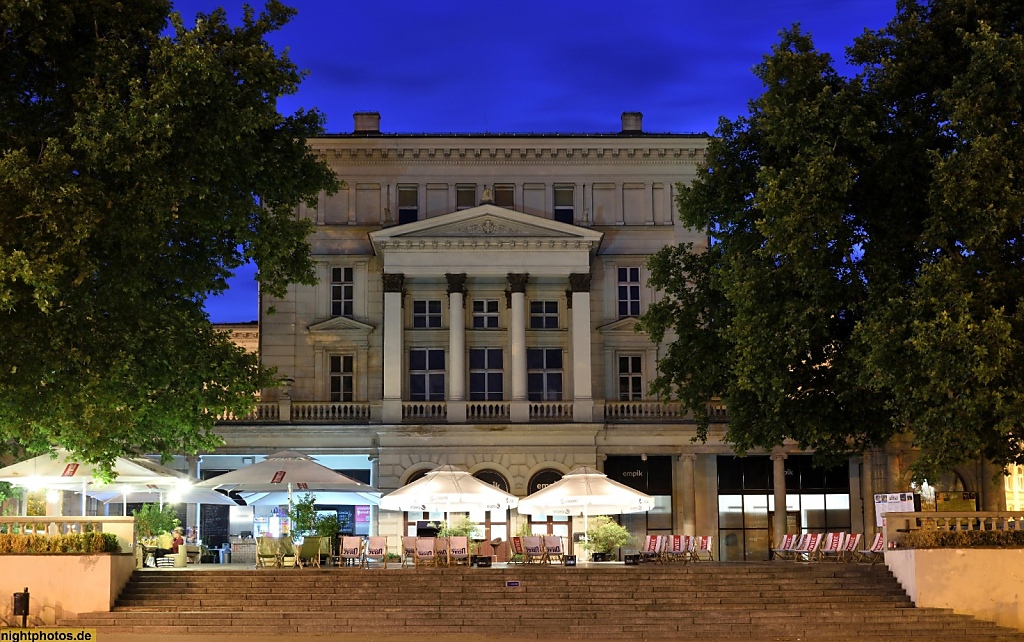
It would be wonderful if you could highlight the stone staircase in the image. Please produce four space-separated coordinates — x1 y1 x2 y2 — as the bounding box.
63 562 1024 640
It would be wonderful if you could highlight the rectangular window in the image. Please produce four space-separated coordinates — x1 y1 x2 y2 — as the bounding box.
618 355 643 401
456 184 476 210
331 267 354 317
413 300 442 328
529 300 558 329
617 266 641 318
553 185 574 224
469 348 503 401
409 348 445 401
398 185 418 225
527 348 562 401
493 184 515 208
330 355 354 402
472 299 499 329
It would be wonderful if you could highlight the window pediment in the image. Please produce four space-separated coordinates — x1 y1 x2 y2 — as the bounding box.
308 316 375 335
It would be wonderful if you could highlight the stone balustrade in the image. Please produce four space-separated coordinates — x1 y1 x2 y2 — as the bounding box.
0 516 136 553
884 511 1024 546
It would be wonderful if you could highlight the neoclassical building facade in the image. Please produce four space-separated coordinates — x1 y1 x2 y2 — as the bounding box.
204 112 1005 560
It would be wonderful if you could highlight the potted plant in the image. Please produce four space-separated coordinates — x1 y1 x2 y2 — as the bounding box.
585 516 630 561
314 513 342 559
287 492 318 541
132 503 180 540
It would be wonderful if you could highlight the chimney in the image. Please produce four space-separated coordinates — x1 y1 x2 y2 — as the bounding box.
621 112 643 133
353 111 381 134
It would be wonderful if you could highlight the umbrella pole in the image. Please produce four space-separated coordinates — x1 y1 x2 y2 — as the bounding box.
80 480 86 516
122 493 127 517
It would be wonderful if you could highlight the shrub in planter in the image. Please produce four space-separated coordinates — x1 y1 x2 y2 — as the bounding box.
0 532 120 553
901 529 1024 549
585 516 630 559
132 503 179 539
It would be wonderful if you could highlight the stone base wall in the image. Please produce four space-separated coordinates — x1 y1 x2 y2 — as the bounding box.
887 548 1024 630
0 553 135 625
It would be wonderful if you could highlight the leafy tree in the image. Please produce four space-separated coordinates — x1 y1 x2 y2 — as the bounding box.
0 0 336 473
640 0 1024 482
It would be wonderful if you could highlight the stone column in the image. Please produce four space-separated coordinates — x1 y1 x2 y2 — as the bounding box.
508 273 529 422
982 459 1007 512
678 454 696 536
861 450 877 539
369 456 379 537
771 451 788 546
186 455 199 540
382 273 405 423
447 273 467 422
569 273 594 422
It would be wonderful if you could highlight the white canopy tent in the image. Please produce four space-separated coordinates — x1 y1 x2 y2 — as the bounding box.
516 466 653 558
194 450 380 508
379 465 519 527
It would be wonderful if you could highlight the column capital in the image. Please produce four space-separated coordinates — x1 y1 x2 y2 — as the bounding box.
445 273 467 295
507 273 529 293
382 273 405 292
569 273 592 293
678 453 697 462
770 451 788 462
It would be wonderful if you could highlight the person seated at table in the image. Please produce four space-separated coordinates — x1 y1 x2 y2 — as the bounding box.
149 527 185 565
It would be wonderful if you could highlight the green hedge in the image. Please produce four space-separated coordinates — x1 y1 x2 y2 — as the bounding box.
901 529 1024 549
0 532 120 554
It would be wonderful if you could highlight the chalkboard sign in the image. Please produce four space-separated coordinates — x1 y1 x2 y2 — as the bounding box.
201 504 230 546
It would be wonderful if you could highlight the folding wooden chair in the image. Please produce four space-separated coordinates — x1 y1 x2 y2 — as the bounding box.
639 535 662 563
840 533 862 562
297 535 321 568
401 536 417 567
817 532 847 562
691 535 714 561
434 536 451 567
791 533 822 562
414 537 438 567
448 536 470 566
256 535 279 568
339 536 363 567
509 536 526 564
278 537 297 568
854 532 885 564
522 536 545 563
542 535 565 564
664 535 691 563
771 533 798 561
363 536 388 569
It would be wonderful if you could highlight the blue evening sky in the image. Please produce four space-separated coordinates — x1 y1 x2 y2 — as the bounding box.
186 0 896 323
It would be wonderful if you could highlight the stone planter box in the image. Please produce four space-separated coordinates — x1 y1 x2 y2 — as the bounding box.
887 548 1024 631
0 553 135 626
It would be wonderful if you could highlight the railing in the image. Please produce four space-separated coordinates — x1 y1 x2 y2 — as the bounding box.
217 402 280 422
529 401 573 421
403 401 447 421
467 401 510 421
884 511 1024 546
291 402 371 422
0 516 136 552
604 401 686 421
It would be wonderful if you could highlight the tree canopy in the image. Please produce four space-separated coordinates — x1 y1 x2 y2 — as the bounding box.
0 0 336 472
640 0 1024 482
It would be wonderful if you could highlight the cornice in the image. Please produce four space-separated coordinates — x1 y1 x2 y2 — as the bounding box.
314 146 706 166
375 238 601 252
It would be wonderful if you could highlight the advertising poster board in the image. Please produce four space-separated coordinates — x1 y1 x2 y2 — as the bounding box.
874 492 919 527
936 491 977 512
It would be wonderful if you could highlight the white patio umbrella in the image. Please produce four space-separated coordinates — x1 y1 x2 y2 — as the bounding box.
242 490 378 506
379 465 519 518
194 450 380 508
516 466 654 557
89 486 238 506
0 449 186 515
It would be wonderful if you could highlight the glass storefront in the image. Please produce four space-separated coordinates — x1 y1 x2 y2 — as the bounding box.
717 455 850 561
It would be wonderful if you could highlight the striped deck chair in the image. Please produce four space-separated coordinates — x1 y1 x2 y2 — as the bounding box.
840 533 862 562
339 536 363 567
771 533 798 561
434 536 451 567
691 535 714 562
448 536 470 566
639 535 663 563
542 535 565 564
854 533 885 564
664 535 692 563
817 532 847 562
791 532 822 562
363 536 388 569
522 536 545 563
414 537 438 567
509 536 526 564
401 536 417 567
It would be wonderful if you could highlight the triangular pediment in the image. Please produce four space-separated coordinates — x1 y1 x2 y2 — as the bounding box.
370 204 603 246
308 316 375 335
598 317 641 334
